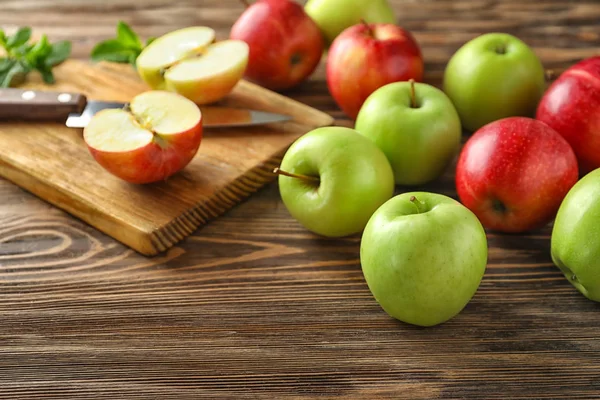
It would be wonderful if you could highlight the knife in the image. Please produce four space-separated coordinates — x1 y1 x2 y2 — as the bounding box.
0 88 292 128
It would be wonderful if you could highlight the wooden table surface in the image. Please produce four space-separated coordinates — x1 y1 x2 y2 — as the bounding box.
1 1 600 398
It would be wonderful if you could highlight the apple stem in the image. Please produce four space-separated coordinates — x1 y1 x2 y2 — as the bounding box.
409 195 425 214
360 19 375 37
239 0 250 8
545 69 556 81
273 168 320 183
409 79 417 108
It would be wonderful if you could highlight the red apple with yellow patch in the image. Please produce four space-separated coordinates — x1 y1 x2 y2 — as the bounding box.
326 22 423 119
83 91 203 184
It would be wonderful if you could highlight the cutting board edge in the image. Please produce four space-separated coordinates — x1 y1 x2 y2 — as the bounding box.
147 153 286 255
0 157 156 254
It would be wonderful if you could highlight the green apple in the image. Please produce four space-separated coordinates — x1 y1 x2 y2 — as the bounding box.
443 33 546 132
276 126 394 237
304 0 396 45
360 192 488 327
355 80 462 186
551 168 600 302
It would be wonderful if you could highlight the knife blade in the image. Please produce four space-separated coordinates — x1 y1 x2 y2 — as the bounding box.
0 88 292 128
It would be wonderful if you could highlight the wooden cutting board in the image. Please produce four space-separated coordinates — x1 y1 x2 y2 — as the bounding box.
0 60 334 256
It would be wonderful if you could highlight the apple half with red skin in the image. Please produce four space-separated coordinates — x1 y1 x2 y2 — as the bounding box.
536 56 600 174
230 0 324 91
83 91 203 184
327 22 423 120
455 117 579 233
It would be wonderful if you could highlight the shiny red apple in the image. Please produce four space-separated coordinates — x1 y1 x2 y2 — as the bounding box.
230 0 324 91
536 56 600 174
455 117 579 233
326 22 423 120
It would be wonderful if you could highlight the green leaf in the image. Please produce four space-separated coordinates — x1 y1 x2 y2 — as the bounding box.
0 26 71 87
13 42 33 56
128 52 138 66
25 34 51 67
29 35 51 58
37 65 55 84
116 21 142 48
90 39 138 64
1 60 29 87
0 59 16 84
44 40 71 66
6 27 32 49
89 21 154 65
0 58 15 73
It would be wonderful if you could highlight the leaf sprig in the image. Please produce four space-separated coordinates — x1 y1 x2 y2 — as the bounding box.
90 21 154 66
0 27 72 88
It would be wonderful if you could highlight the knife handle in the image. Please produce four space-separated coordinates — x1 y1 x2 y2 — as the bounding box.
0 88 87 121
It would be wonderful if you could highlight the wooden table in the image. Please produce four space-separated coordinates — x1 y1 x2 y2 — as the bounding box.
1 1 599 398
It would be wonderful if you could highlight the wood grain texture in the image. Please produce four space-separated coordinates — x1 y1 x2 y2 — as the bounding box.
0 60 333 256
1 0 600 399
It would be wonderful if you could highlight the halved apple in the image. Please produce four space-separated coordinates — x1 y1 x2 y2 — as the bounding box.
136 27 249 105
83 91 203 184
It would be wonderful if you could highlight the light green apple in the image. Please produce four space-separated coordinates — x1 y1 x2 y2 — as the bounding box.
443 32 546 132
277 126 394 237
304 0 396 45
360 192 488 327
355 81 462 186
551 168 600 302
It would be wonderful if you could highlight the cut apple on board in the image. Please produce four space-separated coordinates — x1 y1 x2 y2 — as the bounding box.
136 27 249 105
83 90 203 184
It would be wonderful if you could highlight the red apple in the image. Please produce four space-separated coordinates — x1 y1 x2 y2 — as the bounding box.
83 91 203 184
230 0 324 91
536 56 600 174
326 22 423 120
455 117 578 233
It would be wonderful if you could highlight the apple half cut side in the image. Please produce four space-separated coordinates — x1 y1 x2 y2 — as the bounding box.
136 27 216 90
83 91 203 184
136 27 249 105
165 40 250 105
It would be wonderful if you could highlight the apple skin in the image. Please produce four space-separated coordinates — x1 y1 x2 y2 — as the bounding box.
360 192 488 327
551 168 600 302
536 56 600 174
278 126 394 237
84 91 203 185
455 117 579 233
355 81 461 185
327 23 423 120
87 124 203 185
230 0 324 91
443 33 546 132
304 0 396 45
